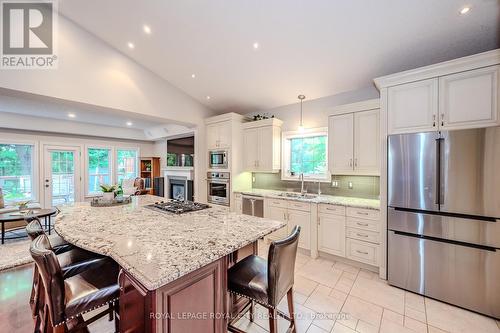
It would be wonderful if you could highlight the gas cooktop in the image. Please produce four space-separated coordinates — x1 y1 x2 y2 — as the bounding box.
146 201 210 214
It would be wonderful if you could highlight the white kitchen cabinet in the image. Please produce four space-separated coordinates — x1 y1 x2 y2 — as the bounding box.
354 110 380 175
329 109 380 175
234 193 243 214
265 198 311 250
242 118 282 172
387 78 439 134
243 128 259 170
288 209 311 250
318 213 345 257
439 65 499 130
207 121 231 149
266 205 288 240
329 113 354 174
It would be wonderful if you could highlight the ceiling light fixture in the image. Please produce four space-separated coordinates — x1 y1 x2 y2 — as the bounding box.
67 113 76 118
253 42 259 49
206 96 211 100
191 74 196 78
126 121 133 126
143 25 151 34
297 95 306 132
460 6 471 14
127 42 135 49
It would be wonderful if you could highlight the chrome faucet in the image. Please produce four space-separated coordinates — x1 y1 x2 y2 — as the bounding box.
300 173 307 195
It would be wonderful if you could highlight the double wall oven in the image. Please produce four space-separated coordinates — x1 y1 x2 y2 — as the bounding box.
207 172 230 206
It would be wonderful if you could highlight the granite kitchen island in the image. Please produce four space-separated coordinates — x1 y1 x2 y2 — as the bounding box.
55 195 285 333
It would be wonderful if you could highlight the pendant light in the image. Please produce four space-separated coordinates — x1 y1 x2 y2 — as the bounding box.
297 94 306 132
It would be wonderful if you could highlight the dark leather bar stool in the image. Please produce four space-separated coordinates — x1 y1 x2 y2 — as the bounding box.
30 234 120 333
26 218 109 324
228 226 301 333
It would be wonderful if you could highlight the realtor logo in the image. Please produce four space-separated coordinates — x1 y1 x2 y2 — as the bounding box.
1 0 58 68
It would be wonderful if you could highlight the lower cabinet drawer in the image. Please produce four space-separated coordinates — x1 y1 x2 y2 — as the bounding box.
268 199 287 208
346 216 379 232
287 201 311 212
346 238 378 266
346 227 379 244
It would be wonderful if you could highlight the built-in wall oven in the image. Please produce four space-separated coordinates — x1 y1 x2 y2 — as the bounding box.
208 150 228 169
207 172 230 206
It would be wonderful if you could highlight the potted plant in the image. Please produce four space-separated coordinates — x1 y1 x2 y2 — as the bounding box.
17 200 31 211
100 184 117 201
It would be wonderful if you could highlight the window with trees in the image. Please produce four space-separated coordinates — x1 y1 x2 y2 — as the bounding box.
116 149 138 184
282 129 328 181
0 144 35 203
87 148 111 194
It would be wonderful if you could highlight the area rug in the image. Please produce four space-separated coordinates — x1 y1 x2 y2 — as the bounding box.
0 240 32 271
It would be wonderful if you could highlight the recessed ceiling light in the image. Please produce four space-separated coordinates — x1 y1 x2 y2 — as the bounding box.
143 25 151 34
191 74 196 78
253 42 259 49
127 42 135 49
206 96 211 100
126 121 133 126
460 6 471 14
67 113 76 118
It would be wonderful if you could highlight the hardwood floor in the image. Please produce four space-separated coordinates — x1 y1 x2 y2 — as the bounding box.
0 263 114 333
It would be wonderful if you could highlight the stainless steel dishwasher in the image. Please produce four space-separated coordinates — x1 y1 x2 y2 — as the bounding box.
242 195 264 217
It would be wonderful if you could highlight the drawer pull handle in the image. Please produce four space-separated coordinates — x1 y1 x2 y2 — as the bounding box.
356 250 369 255
356 233 369 238
357 222 369 227
357 212 369 215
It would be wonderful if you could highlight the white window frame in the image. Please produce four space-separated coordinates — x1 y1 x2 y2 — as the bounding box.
0 139 39 204
85 145 114 196
281 127 329 182
114 147 140 184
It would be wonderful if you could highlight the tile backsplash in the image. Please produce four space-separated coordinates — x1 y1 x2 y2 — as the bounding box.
252 172 380 199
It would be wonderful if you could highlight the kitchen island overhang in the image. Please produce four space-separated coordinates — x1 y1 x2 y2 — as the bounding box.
55 195 286 332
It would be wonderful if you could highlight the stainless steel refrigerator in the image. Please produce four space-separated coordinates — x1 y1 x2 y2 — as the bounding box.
388 127 500 319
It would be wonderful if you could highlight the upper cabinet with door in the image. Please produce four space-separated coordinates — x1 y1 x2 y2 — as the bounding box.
375 50 500 135
206 120 232 149
242 118 283 172
328 99 380 176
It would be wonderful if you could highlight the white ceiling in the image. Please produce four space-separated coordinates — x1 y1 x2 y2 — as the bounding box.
59 0 499 113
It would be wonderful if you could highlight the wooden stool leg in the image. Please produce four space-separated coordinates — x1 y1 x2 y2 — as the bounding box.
268 308 277 333
287 289 296 332
249 300 254 322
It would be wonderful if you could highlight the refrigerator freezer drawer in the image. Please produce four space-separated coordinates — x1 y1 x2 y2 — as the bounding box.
388 231 500 319
388 208 500 248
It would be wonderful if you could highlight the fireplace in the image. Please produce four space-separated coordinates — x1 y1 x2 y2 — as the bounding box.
167 176 193 201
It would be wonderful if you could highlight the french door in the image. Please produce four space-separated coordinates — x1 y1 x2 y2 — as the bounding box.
43 146 81 207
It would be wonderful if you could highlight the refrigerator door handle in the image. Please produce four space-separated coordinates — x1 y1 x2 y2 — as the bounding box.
439 136 445 206
435 137 441 205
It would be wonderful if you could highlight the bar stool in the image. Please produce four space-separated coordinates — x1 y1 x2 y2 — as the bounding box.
228 225 301 333
30 234 120 333
26 218 109 325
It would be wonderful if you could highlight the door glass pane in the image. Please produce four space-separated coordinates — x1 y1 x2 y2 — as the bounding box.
51 151 75 206
0 144 34 203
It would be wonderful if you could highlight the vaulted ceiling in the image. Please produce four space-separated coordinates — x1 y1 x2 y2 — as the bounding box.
59 0 499 113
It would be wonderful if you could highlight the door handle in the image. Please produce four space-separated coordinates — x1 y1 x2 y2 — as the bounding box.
432 114 436 127
349 158 353 167
440 113 444 127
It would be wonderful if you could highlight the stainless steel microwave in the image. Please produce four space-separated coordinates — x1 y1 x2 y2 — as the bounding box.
208 150 228 169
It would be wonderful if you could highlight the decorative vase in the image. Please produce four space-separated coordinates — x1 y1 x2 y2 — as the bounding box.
102 192 115 201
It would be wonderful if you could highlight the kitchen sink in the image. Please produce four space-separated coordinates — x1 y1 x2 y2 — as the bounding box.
277 192 317 199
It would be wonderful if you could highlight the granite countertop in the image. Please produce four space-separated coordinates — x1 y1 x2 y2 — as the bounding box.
234 189 380 210
54 195 285 290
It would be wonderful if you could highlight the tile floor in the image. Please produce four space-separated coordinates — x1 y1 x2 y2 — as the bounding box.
232 241 500 333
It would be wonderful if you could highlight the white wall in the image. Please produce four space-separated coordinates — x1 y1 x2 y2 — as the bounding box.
0 129 155 207
245 86 379 131
0 15 214 126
